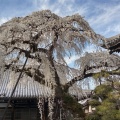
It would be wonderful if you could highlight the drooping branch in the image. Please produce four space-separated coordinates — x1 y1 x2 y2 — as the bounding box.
0 10 120 94
48 32 58 57
0 10 119 120
64 51 120 91
64 68 120 91
5 64 46 85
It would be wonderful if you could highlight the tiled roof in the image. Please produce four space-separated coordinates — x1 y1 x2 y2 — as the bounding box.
0 71 52 99
0 71 91 99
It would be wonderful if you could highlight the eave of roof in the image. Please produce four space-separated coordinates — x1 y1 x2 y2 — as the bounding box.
0 71 52 99
0 71 91 100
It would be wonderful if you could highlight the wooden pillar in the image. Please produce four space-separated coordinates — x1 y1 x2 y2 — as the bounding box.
11 105 14 120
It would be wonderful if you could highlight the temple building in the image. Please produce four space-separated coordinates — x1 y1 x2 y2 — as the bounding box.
0 71 91 120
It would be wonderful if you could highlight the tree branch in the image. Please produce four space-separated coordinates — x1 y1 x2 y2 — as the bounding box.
64 68 120 92
48 32 58 58
5 65 46 85
102 34 120 53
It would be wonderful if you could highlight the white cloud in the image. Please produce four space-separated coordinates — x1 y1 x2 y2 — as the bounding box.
1 0 120 38
32 0 120 37
88 4 120 26
103 25 120 37
32 0 88 17
0 17 9 25
87 3 120 37
58 0 66 4
58 0 75 4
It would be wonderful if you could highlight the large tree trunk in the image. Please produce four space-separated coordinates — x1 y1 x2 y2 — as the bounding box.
41 54 64 120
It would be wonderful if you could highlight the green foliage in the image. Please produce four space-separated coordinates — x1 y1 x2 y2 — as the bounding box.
85 113 100 120
91 95 98 100
114 81 120 90
86 84 120 120
100 109 118 120
63 93 85 117
116 110 120 120
97 99 116 115
94 84 112 99
111 70 120 75
89 99 101 107
93 73 101 79
93 70 110 79
107 91 120 102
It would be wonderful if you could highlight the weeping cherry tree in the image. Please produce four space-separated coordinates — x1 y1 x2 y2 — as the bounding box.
0 10 120 120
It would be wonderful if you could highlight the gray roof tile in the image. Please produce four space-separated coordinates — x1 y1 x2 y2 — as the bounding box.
0 71 52 98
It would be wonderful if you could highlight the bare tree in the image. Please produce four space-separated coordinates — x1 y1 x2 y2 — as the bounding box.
0 10 119 119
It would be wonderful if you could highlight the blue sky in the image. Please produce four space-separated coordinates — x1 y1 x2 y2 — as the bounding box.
0 0 120 38
0 0 120 66
0 0 119 89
